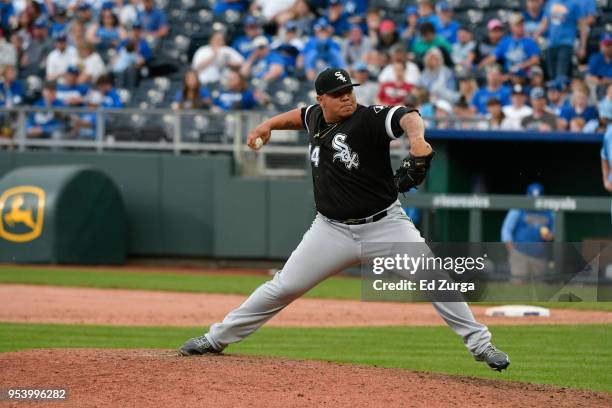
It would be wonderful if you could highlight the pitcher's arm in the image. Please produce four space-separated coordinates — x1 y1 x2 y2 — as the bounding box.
399 110 432 157
247 108 304 149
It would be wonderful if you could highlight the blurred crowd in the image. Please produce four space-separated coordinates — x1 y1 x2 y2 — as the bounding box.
1 0 611 140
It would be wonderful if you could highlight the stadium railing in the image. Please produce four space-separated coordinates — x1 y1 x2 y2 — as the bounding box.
0 107 605 177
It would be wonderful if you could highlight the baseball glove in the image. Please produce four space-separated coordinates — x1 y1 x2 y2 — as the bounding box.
393 151 435 193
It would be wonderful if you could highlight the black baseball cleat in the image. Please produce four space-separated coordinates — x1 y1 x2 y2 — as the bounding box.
474 344 510 372
178 335 220 356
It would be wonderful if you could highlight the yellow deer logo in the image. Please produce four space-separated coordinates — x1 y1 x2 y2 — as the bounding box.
0 186 45 243
4 195 36 230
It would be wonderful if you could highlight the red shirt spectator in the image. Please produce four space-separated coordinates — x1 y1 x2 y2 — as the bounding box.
376 61 413 105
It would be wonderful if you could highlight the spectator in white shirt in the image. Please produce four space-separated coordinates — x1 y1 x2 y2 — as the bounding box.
77 42 107 84
377 44 420 86
418 47 457 104
0 28 17 67
192 31 245 85
46 33 79 81
252 0 296 25
118 0 139 27
502 84 533 129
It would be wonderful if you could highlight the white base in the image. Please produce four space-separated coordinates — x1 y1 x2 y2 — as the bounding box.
485 305 550 317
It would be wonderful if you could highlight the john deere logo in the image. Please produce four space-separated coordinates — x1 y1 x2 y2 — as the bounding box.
0 186 45 243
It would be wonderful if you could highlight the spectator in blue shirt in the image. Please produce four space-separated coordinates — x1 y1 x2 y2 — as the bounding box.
326 0 350 36
86 4 122 55
26 81 66 139
240 36 286 82
586 34 612 93
118 22 152 62
137 0 168 41
69 75 122 139
212 70 258 112
173 69 211 109
400 6 419 45
416 0 438 27
523 0 545 37
303 18 346 81
95 75 123 108
56 66 89 106
434 1 459 44
480 13 540 76
545 78 570 115
212 0 249 16
50 6 69 38
0 0 14 31
580 0 597 26
501 183 554 283
534 0 587 81
0 65 24 107
470 65 512 114
232 15 269 58
272 21 303 75
111 22 151 89
340 0 367 20
559 89 598 130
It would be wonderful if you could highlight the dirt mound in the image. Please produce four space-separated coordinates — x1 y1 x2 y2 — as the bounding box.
1 284 611 328
0 349 609 408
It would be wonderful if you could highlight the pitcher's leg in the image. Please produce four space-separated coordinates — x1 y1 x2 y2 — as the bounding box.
207 216 359 351
431 302 491 355
359 202 492 355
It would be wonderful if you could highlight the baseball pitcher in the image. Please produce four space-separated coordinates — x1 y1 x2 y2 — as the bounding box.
179 68 510 372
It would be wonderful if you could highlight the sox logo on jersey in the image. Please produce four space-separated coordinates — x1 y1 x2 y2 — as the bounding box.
332 133 359 170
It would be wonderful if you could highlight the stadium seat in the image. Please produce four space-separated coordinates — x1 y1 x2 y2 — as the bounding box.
117 89 132 105
174 35 190 52
466 9 485 24
139 126 168 142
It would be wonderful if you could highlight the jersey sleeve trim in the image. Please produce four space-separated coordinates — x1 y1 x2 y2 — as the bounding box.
303 104 315 134
385 106 402 139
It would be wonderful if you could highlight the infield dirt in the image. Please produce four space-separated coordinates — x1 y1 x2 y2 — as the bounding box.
1 284 611 327
1 349 611 408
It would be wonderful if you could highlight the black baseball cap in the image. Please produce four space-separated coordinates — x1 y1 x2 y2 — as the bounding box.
315 68 360 96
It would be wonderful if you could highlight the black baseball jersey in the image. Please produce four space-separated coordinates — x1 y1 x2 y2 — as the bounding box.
300 104 410 220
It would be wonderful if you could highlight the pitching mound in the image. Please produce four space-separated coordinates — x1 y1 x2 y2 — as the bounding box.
0 349 610 408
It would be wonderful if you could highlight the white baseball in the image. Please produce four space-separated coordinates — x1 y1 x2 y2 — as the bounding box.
254 137 263 149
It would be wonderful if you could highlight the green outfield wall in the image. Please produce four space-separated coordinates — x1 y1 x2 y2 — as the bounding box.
0 165 126 263
0 151 315 259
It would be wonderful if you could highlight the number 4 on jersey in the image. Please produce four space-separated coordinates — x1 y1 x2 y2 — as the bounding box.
310 144 320 167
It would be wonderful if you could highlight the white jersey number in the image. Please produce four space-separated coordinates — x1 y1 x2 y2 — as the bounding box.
310 145 320 167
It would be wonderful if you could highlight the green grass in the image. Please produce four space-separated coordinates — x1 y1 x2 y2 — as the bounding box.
1 322 610 393
0 266 362 299
1 266 611 311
